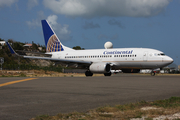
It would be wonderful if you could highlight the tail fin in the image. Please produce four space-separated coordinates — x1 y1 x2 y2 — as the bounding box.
41 20 74 52
6 42 19 56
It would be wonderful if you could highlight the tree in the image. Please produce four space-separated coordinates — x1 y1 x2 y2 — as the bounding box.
13 42 24 50
0 38 5 41
32 41 38 50
7 39 14 43
72 46 85 50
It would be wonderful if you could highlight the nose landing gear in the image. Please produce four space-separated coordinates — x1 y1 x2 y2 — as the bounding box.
151 71 156 76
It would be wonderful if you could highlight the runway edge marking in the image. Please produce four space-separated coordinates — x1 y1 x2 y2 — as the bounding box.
0 78 38 87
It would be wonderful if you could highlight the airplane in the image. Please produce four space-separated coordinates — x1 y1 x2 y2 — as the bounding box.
6 20 173 76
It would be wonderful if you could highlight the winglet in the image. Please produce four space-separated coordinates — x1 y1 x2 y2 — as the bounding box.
6 42 19 56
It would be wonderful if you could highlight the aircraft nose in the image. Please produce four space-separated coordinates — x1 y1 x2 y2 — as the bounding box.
168 56 173 63
170 58 174 63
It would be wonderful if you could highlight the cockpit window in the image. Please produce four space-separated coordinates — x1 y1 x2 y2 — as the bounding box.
154 53 166 56
160 53 165 56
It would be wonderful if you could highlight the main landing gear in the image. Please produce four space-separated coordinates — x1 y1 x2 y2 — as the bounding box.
85 70 112 77
151 71 156 76
85 70 93 77
104 72 112 76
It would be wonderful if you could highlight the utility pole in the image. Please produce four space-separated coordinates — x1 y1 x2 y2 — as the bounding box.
0 57 4 71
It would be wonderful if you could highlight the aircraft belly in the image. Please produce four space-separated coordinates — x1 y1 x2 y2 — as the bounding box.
113 61 170 69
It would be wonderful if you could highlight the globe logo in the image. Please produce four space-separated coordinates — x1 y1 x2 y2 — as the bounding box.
47 35 63 52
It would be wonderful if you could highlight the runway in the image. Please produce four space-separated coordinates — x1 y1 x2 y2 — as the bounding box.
0 75 180 120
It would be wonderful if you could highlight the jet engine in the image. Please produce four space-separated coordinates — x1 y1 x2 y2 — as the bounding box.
89 63 111 73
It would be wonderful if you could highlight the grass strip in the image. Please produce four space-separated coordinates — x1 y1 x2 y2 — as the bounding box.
31 97 180 120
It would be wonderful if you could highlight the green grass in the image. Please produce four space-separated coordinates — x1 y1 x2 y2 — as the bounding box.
31 97 180 120
145 117 153 120
34 115 51 120
0 73 26 77
19 73 26 77
151 97 180 108
1 75 8 77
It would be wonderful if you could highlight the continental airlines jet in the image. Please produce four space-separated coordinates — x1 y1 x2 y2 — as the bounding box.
6 20 173 76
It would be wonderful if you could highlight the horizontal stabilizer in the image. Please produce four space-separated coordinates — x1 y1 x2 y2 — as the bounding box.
23 56 92 64
16 50 52 57
6 41 91 65
6 42 19 56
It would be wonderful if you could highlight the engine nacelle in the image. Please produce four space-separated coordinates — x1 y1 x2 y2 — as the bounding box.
89 63 111 73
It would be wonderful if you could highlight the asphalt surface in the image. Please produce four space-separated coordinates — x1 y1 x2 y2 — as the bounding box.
0 75 180 120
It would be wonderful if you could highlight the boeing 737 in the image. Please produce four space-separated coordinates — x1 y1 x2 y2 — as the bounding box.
6 20 173 76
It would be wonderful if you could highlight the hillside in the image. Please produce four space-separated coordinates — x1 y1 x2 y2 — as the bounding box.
0 39 55 70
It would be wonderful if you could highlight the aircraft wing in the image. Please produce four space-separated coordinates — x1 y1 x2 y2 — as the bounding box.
6 42 92 65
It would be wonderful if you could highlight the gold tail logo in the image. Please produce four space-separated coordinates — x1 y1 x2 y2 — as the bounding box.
46 35 64 52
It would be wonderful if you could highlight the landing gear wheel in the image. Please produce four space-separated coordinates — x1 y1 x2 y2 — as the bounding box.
85 70 93 77
151 71 155 76
104 72 112 76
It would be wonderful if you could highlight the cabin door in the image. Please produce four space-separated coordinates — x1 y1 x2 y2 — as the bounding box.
143 52 148 61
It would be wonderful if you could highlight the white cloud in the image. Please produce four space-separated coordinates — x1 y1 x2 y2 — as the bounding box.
43 0 86 17
47 15 72 41
43 0 171 18
47 15 58 26
0 0 18 7
37 11 46 19
83 21 100 29
26 19 40 28
26 11 46 28
26 14 72 41
108 19 125 28
27 0 38 10
98 34 119 40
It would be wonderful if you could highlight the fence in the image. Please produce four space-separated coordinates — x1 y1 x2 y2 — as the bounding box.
2 64 63 72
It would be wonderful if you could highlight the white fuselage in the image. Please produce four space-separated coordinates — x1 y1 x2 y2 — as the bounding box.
50 48 173 70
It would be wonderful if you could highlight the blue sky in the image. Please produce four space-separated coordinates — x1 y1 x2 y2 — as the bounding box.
0 0 180 65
